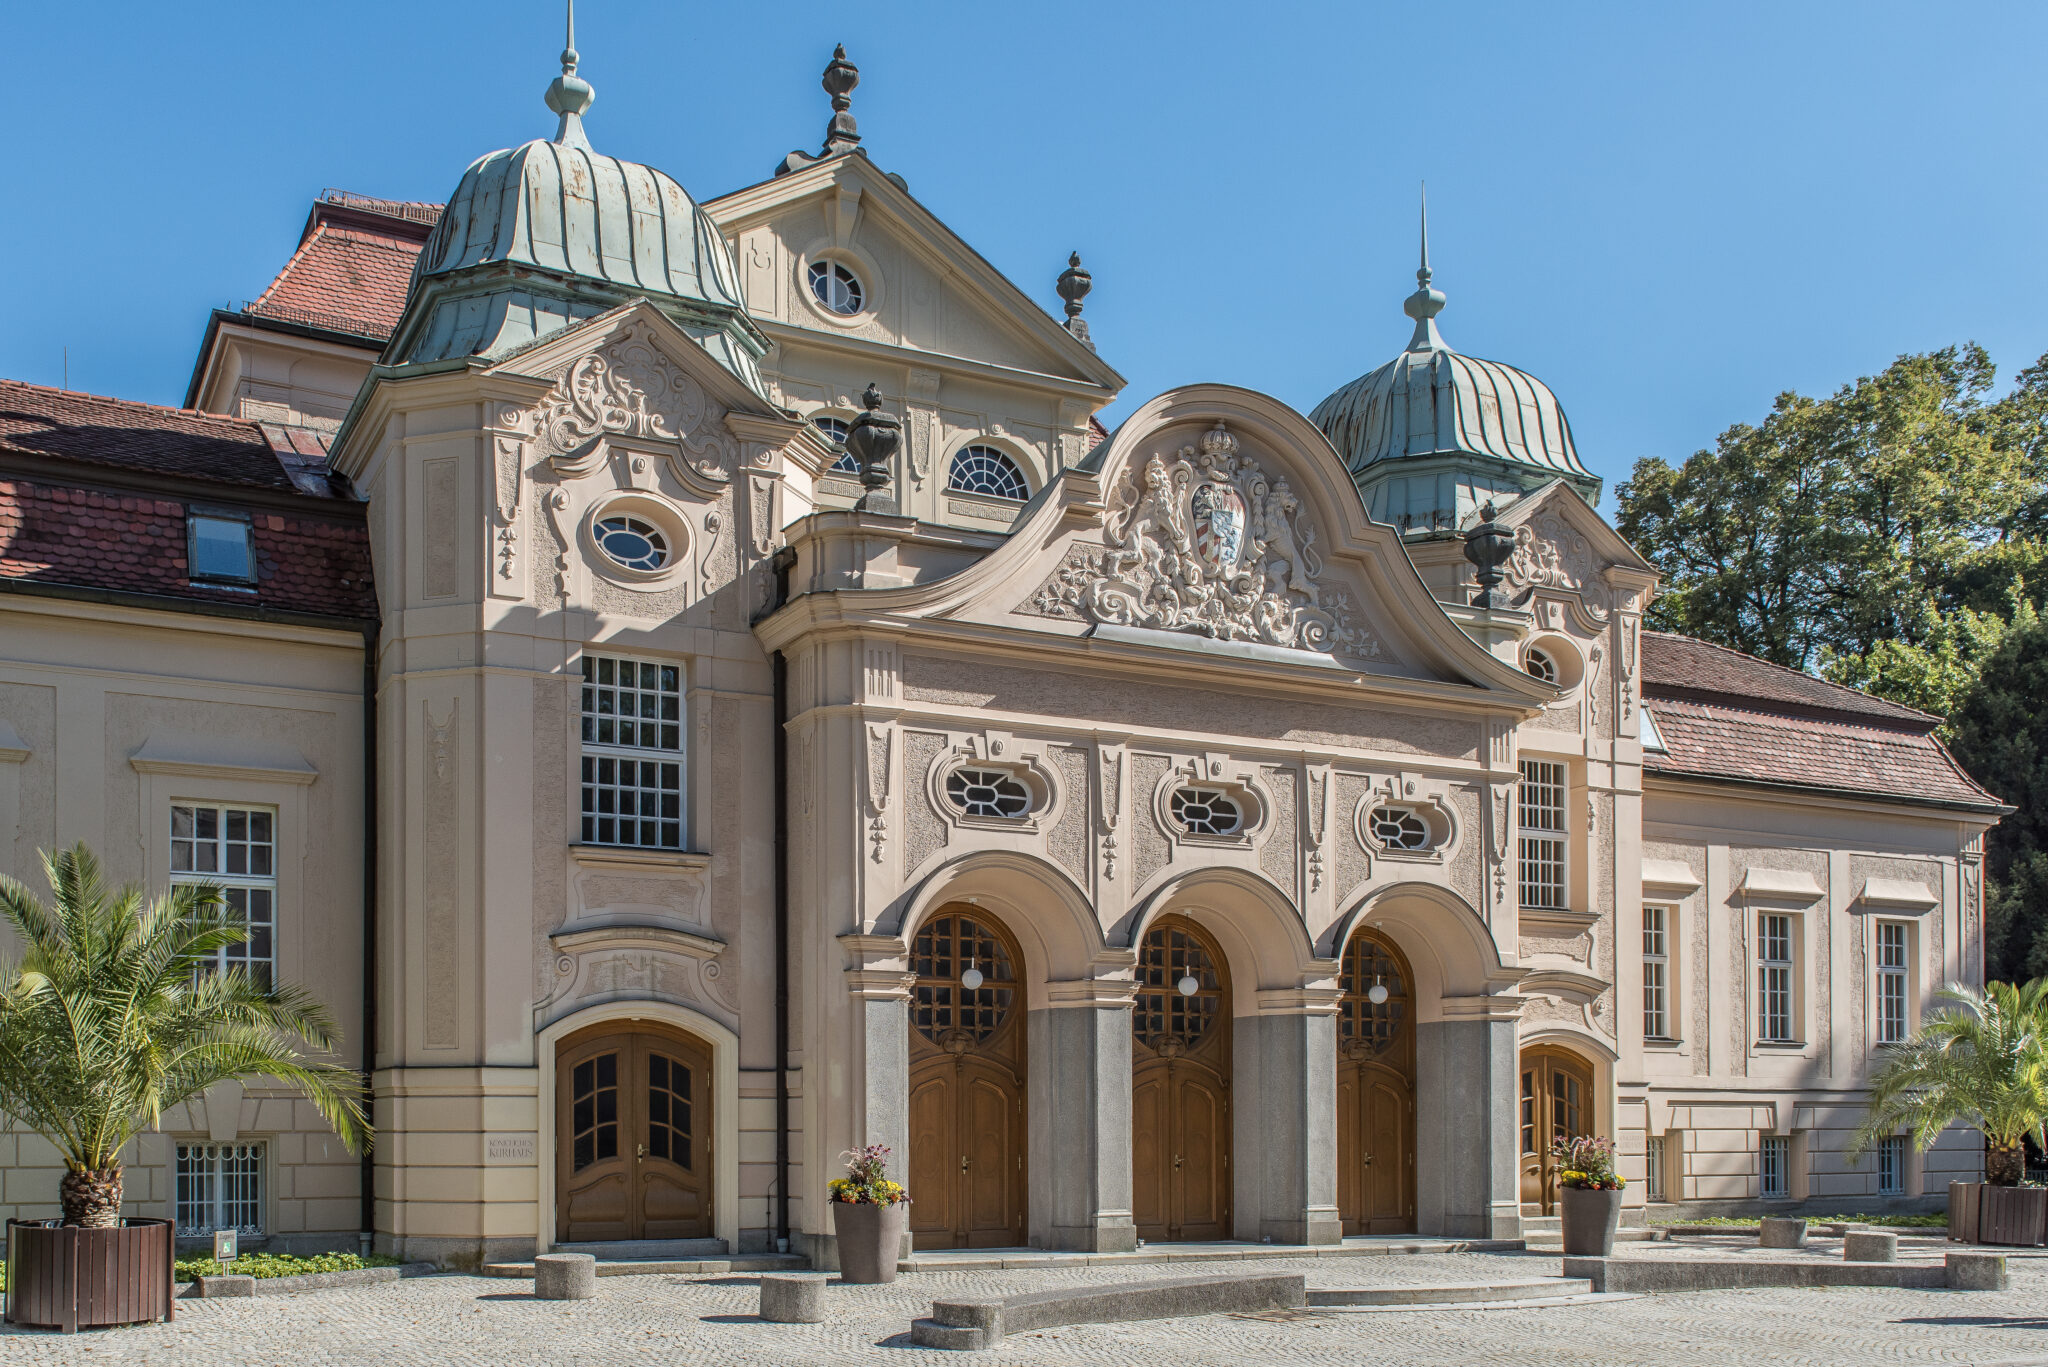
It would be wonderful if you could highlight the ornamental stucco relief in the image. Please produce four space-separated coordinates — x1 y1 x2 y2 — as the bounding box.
1504 511 1610 616
534 326 741 484
1025 422 1380 658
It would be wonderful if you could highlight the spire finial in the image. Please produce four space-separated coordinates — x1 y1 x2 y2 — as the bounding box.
1057 252 1095 351
821 44 862 155
1403 181 1447 352
545 0 596 151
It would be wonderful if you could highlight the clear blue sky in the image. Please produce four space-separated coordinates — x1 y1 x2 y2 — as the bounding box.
6 1 2045 508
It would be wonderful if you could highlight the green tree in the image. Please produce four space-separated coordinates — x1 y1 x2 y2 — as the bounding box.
0 845 369 1227
1950 616 2048 982
1851 980 2048 1186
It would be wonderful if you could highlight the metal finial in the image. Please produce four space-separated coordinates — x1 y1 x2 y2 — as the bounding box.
546 0 596 150
1404 182 1447 352
821 44 862 155
1056 252 1094 350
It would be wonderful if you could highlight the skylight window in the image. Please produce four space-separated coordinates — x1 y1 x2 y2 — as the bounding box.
1639 707 1668 753
189 513 254 583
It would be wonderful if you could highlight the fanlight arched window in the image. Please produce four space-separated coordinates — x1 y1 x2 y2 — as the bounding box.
1338 930 1411 1059
911 913 1017 1047
593 515 669 572
1170 786 1242 837
948 445 1030 501
1525 646 1559 685
814 416 859 474
807 259 864 315
1133 920 1225 1053
945 767 1031 819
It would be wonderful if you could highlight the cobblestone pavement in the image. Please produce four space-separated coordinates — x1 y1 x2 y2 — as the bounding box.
7 1248 2048 1366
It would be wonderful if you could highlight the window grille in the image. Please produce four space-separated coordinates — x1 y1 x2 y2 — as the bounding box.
170 804 276 989
1760 1134 1788 1199
1878 1135 1906 1195
1757 914 1794 1042
1517 759 1567 909
1877 922 1909 1045
580 654 683 849
948 446 1030 501
1643 905 1670 1039
1371 807 1431 851
945 767 1031 819
177 1141 264 1235
1170 787 1242 837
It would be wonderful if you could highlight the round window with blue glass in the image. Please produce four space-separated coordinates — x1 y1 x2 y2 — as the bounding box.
594 515 669 572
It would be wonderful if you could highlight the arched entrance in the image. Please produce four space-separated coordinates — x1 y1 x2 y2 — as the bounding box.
1336 927 1415 1234
1131 914 1232 1242
1519 1045 1594 1215
907 907 1027 1249
554 1021 713 1243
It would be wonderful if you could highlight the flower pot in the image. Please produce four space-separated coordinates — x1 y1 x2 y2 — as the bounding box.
832 1199 906 1284
3 1217 176 1333
1559 1186 1625 1257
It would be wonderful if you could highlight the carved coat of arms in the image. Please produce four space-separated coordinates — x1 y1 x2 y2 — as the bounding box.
1029 421 1377 657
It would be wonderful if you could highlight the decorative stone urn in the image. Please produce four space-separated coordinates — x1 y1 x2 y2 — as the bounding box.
832 1199 907 1284
1559 1186 1625 1257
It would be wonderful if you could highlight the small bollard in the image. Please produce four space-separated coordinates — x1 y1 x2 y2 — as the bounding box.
758 1272 828 1323
1843 1230 1898 1263
1946 1251 2008 1291
534 1252 598 1300
1758 1217 1808 1249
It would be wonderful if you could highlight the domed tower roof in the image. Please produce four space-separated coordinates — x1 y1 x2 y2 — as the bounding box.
1309 198 1600 534
384 6 768 392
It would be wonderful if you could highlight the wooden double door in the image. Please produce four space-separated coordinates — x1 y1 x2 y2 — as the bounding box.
1519 1046 1593 1214
1132 915 1232 1243
907 910 1027 1249
555 1025 713 1243
1336 929 1416 1234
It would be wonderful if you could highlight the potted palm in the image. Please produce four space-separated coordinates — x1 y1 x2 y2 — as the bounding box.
1851 980 2048 1246
0 846 369 1331
828 1143 909 1283
1553 1134 1627 1256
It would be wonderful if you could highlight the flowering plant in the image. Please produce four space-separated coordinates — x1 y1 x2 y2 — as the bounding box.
1551 1134 1626 1190
828 1143 910 1206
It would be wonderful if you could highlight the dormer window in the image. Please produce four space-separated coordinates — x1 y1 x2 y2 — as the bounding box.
807 260 864 315
1170 787 1242 837
188 511 254 584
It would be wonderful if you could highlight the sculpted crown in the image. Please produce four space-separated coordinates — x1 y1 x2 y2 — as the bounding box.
1199 421 1238 462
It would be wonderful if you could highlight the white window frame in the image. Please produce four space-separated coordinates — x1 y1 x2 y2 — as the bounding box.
1760 1134 1789 1199
1643 904 1673 1040
1876 921 1911 1046
1518 758 1568 911
1756 912 1796 1043
1878 1134 1906 1196
176 1140 265 1235
168 802 278 989
579 652 686 850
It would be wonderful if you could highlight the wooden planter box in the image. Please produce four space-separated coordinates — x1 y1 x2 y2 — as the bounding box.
3 1217 176 1333
1949 1181 2048 1247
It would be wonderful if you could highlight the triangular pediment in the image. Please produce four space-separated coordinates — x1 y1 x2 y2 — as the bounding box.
704 155 1123 393
1494 480 1658 614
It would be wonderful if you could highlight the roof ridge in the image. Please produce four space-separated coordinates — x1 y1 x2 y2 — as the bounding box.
0 378 262 433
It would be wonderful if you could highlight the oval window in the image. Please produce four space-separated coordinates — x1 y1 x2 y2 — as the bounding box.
1525 646 1559 685
1371 806 1432 851
946 767 1031 819
1171 787 1242 837
807 259 864 315
594 515 668 572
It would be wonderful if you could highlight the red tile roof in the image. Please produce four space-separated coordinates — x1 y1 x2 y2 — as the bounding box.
0 380 338 494
1640 632 2002 811
246 222 425 341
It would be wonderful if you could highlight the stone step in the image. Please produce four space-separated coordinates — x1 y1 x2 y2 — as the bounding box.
1309 1277 1594 1306
1522 1227 1666 1243
482 1253 803 1279
898 1237 1527 1272
551 1238 728 1259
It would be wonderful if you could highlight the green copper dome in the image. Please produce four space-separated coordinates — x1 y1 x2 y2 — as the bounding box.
1310 207 1600 533
384 23 768 391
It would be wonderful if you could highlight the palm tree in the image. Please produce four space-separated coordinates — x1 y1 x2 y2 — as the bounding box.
1851 979 2048 1186
0 844 369 1227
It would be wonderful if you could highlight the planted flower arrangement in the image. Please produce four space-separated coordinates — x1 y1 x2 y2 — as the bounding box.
1552 1135 1627 1255
829 1144 909 1283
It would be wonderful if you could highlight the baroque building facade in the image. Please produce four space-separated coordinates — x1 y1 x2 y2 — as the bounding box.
0 39 2003 1261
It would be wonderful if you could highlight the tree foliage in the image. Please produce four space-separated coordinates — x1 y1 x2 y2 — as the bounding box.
0 844 369 1225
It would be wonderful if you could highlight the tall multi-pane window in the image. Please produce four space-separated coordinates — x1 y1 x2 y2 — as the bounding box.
1760 1135 1789 1199
1518 759 1567 910
1646 1135 1665 1203
176 1141 264 1235
1877 923 1910 1045
1643 905 1671 1039
169 805 276 989
1878 1135 1907 1195
1757 913 1795 1042
580 654 684 849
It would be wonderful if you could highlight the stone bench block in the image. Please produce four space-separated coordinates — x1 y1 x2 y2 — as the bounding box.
913 1273 1306 1350
1758 1217 1808 1249
1564 1256 1943 1294
1844 1231 1898 1263
1946 1252 2008 1291
194 1274 255 1298
758 1273 827 1323
534 1253 597 1300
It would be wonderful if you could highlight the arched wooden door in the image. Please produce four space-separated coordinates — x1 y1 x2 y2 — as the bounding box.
1132 914 1232 1243
907 909 1027 1249
555 1024 713 1243
1336 928 1416 1234
1519 1045 1594 1215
